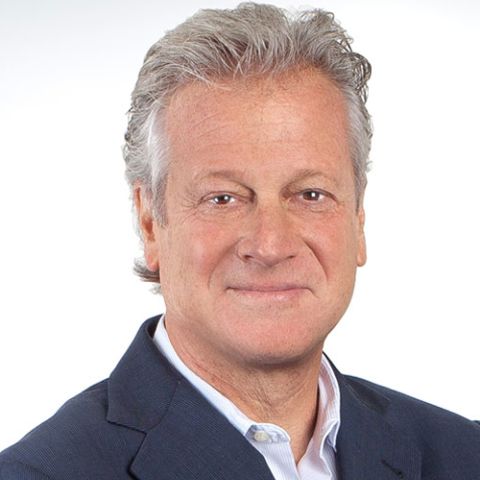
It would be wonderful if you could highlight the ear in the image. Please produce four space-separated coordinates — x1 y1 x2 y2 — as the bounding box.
134 184 161 272
356 205 367 267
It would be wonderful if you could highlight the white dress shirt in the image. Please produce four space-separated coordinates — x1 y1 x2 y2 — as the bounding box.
153 315 340 480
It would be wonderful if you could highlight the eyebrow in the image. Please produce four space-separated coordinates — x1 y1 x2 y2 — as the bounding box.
287 169 339 187
192 169 249 184
192 168 338 187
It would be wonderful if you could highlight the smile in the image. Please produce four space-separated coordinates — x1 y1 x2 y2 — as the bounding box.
227 285 310 302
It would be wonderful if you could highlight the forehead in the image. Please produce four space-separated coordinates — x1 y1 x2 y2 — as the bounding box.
163 70 351 182
167 69 347 131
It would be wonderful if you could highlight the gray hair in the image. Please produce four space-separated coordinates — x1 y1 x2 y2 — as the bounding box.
123 2 372 286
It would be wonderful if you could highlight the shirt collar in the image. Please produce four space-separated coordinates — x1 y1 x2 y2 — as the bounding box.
153 314 341 453
315 352 341 451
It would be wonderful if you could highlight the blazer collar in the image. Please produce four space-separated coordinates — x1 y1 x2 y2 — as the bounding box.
331 361 422 480
107 316 274 480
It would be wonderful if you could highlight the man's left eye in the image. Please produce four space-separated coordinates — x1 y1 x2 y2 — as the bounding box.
301 190 324 201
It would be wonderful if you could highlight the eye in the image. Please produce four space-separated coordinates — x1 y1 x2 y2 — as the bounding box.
301 190 325 202
210 194 235 205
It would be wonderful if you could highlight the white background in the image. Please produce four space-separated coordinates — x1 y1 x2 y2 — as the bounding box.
1 0 479 450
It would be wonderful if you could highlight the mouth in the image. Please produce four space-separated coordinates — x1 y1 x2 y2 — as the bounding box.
227 284 310 302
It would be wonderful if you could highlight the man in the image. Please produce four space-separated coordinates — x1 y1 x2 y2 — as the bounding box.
1 3 479 479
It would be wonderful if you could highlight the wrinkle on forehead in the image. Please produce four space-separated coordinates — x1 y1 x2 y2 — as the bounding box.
164 69 347 146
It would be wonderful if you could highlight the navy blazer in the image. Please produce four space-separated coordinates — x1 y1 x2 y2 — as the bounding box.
1 316 479 479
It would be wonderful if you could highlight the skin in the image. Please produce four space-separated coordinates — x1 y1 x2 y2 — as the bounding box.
135 69 366 462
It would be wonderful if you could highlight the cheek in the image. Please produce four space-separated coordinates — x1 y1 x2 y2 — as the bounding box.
307 217 360 276
167 221 237 287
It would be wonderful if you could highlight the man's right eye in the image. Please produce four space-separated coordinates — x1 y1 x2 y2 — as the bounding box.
211 194 235 205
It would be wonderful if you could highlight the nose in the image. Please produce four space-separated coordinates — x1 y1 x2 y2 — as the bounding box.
235 203 300 268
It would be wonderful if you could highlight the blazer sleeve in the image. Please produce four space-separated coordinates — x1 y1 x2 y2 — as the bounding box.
0 461 53 480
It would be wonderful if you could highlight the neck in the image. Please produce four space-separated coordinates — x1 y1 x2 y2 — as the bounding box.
221 364 320 462
167 326 322 463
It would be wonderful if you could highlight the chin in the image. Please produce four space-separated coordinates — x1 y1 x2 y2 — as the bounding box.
236 345 321 370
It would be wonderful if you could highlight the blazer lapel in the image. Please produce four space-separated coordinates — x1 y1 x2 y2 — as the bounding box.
334 368 422 480
130 379 275 480
107 316 274 480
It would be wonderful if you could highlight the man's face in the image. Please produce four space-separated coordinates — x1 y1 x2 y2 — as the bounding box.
138 70 366 369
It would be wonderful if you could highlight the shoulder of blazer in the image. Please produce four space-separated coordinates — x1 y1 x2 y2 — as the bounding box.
330 368 480 479
0 378 145 479
343 374 480 463
343 374 480 431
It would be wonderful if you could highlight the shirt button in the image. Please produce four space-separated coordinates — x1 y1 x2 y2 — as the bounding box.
253 430 270 442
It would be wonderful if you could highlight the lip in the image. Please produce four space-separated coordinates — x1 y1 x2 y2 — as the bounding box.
227 284 310 301
229 284 307 292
